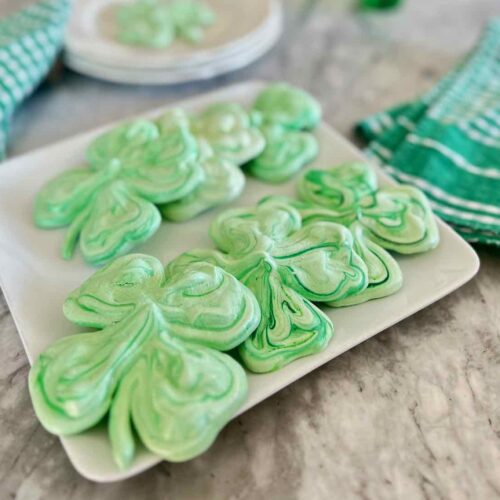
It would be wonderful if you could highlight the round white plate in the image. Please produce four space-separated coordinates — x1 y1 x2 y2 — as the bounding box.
65 0 281 70
64 2 282 84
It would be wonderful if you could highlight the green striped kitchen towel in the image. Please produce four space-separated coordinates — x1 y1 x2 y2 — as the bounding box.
357 18 500 246
0 0 71 159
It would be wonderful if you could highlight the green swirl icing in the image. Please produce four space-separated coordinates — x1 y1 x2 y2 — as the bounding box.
117 0 173 49
35 116 203 265
247 84 322 182
253 83 322 130
245 125 319 183
169 197 369 373
298 162 440 253
116 0 215 49
160 140 245 221
259 196 403 307
29 255 260 469
35 85 327 262
160 103 265 221
170 0 215 43
191 103 265 165
333 222 403 306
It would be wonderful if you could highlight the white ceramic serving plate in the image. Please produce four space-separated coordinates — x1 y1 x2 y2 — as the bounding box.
0 82 479 482
64 8 282 84
65 0 281 70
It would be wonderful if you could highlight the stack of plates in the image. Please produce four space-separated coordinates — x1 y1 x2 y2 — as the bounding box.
64 0 283 85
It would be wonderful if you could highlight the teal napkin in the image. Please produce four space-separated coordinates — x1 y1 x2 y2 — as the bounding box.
357 18 500 246
0 0 71 158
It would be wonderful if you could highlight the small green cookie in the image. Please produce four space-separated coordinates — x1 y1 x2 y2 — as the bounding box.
253 83 322 130
29 255 260 469
161 141 245 221
116 0 215 48
245 125 319 183
160 102 264 221
298 162 440 253
248 84 322 183
170 0 215 43
191 102 265 165
116 0 174 49
329 222 403 306
260 195 403 306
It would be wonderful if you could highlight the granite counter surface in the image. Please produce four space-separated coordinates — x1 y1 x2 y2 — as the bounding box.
0 1 499 498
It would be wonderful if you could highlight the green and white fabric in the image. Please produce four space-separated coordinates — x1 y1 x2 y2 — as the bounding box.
0 0 71 158
357 18 500 246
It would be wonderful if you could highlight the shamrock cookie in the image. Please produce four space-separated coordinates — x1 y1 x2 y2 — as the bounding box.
161 141 245 222
116 0 215 49
246 125 319 183
298 162 440 253
336 222 403 306
35 117 203 265
160 103 264 221
253 83 322 130
169 197 369 373
247 84 321 182
29 255 260 469
191 102 265 165
261 195 403 307
170 0 215 44
117 0 173 48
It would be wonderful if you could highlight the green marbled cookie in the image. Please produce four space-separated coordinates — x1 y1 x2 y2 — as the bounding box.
260 195 403 306
160 140 245 221
191 102 265 165
156 107 191 131
245 125 319 183
248 84 321 182
253 83 322 130
116 0 215 48
329 222 402 306
29 254 260 469
170 0 215 44
35 117 203 266
169 197 369 373
298 162 440 254
158 103 264 220
116 0 174 48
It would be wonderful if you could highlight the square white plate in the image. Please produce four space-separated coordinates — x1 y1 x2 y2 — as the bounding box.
0 82 479 482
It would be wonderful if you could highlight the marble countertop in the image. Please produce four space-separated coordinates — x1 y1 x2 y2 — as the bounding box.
1 0 500 498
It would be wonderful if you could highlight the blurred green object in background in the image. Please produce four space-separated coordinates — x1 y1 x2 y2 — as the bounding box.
360 0 401 9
